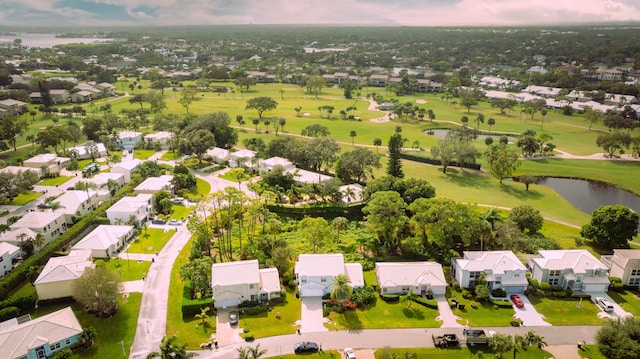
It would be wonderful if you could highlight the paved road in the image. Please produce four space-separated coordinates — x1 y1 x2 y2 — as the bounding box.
129 223 192 359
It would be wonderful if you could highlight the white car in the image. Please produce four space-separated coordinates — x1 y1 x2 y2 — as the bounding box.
595 297 614 312
344 348 356 359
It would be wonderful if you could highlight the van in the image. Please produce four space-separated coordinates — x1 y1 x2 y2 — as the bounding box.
595 297 614 312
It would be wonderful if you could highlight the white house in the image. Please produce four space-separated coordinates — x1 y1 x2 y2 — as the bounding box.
72 225 135 258
111 159 141 183
23 154 70 174
0 307 83 359
0 228 39 248
452 251 528 293
258 157 295 173
134 175 173 194
67 143 108 160
293 169 333 184
601 249 640 287
116 131 143 150
375 262 447 296
229 149 256 169
0 166 41 179
55 190 100 224
205 147 230 163
528 250 610 292
294 253 364 297
0 242 20 277
34 249 94 300
106 193 153 225
144 131 173 149
211 260 281 308
10 212 67 245
85 172 125 201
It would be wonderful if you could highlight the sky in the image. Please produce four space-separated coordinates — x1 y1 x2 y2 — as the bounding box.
1 0 640 27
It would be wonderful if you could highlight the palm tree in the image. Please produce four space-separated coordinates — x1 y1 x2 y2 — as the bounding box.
146 335 196 359
487 117 496 134
194 306 210 328
237 344 267 359
525 331 547 358
80 327 97 347
331 274 352 302
475 113 485 129
461 115 469 127
427 109 436 122
278 117 286 132
373 138 382 153
48 201 65 213
349 130 357 146
331 217 348 243
252 118 260 132
513 334 527 359
400 290 418 309
490 333 514 359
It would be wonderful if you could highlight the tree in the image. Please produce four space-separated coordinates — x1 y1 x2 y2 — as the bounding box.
487 117 496 133
0 116 28 151
72 266 121 317
427 109 436 122
460 96 478 113
180 256 214 298
246 97 278 119
146 335 196 359
584 108 602 131
302 124 330 137
79 326 97 347
237 344 267 359
540 109 548 129
373 137 382 153
509 205 544 234
305 76 326 98
387 132 404 178
362 191 408 255
278 117 286 133
431 137 456 174
340 79 358 99
581 205 639 248
298 217 331 253
349 130 357 146
490 333 514 359
486 144 521 183
596 316 640 359
475 113 485 129
400 290 418 309
179 85 199 114
331 274 352 301
335 148 381 183
179 129 216 163
520 175 538 191
194 306 210 327
332 217 349 242
517 130 540 157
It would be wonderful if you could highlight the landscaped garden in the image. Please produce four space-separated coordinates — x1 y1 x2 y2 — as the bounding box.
126 228 175 254
448 288 515 327
239 289 302 338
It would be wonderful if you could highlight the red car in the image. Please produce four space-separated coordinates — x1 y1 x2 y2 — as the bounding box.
510 294 524 308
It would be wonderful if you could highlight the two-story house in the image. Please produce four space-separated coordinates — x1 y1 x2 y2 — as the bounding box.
210 260 281 308
116 131 143 150
106 193 153 225
528 250 610 292
0 242 20 277
55 190 100 224
601 249 640 287
10 212 67 245
72 225 135 259
294 254 364 297
452 251 528 293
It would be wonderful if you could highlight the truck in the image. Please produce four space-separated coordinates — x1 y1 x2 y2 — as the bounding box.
432 333 459 347
462 329 494 347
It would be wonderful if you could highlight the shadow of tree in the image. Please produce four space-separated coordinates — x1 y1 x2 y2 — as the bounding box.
499 182 544 200
338 310 364 331
402 306 426 320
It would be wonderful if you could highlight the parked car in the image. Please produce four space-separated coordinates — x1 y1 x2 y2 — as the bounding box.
510 294 524 308
151 219 166 225
171 197 185 205
66 186 75 190
595 297 614 312
294 342 319 354
169 219 180 225
229 310 238 325
344 348 356 359
37 203 50 209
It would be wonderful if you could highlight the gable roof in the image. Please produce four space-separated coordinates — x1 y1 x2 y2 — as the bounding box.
134 175 173 192
0 307 82 359
611 249 640 267
259 268 281 293
11 212 65 230
295 254 345 277
376 262 446 288
262 157 293 167
73 225 133 251
34 249 94 285
344 263 364 287
211 260 260 287
230 149 256 159
55 190 97 214
0 242 20 257
534 250 607 272
457 251 526 274
107 194 152 213
88 172 124 187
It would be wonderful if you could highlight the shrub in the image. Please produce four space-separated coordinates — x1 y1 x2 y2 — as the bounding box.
565 288 573 297
609 277 622 284
241 307 269 315
411 296 438 309
0 293 37 312
491 288 507 298
0 306 20 321
539 282 551 291
238 300 259 308
361 260 375 271
510 320 521 327
181 282 213 318
351 286 376 307
551 291 568 298
491 299 513 308
611 282 625 292
244 333 254 342
381 294 400 302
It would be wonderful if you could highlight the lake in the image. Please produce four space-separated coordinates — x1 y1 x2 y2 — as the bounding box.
424 129 518 142
0 33 115 48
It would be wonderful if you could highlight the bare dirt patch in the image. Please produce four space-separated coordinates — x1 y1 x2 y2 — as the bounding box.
416 99 427 104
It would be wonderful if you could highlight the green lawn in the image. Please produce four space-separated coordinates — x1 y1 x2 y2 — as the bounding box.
170 205 191 220
183 178 211 201
265 351 340 359
527 296 605 325
133 149 158 160
126 228 175 254
448 288 515 327
578 344 606 359
38 176 74 186
373 347 553 359
219 168 253 183
100 258 151 282
239 290 301 338
605 289 640 316
10 191 42 205
160 151 181 160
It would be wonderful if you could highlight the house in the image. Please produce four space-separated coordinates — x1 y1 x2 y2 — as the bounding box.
10 212 67 245
528 250 610 292
375 262 447 296
34 249 94 300
294 254 364 297
0 166 41 179
111 159 141 183
229 149 257 169
0 307 83 359
258 157 295 173
0 228 39 248
210 259 281 308
72 225 135 258
54 190 99 224
143 131 173 149
69 90 93 103
0 242 20 277
134 175 173 194
601 249 640 287
67 143 108 160
452 251 528 293
369 74 388 86
339 184 363 204
106 193 153 225
85 172 125 201
205 147 230 163
30 89 70 104
23 154 70 174
116 131 143 150
0 99 27 119
293 169 332 184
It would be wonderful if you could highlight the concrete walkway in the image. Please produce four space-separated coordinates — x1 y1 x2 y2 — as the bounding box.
546 344 582 359
297 297 329 333
513 294 551 327
434 295 463 328
121 280 144 294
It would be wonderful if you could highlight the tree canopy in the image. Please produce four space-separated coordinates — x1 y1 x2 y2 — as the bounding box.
581 205 639 248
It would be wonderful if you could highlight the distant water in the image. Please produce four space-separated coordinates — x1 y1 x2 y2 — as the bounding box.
0 33 115 48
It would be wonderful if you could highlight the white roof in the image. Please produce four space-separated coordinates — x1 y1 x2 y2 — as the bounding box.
206 147 230 159
88 172 124 186
68 143 107 157
134 175 173 192
339 184 363 203
55 190 97 214
144 131 172 140
262 157 293 167
458 251 526 274
0 307 82 359
11 212 65 230
24 153 68 165
259 268 282 293
212 260 260 287
344 263 364 287
293 169 332 184
34 249 94 285
107 194 152 213
376 262 446 288
0 228 39 243
113 159 141 171
118 131 142 139
231 149 256 159
73 225 133 251
0 242 20 257
533 250 608 272
296 254 345 277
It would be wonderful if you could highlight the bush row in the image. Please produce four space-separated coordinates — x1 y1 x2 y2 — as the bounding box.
399 152 482 170
411 296 439 309
181 282 213 318
266 203 365 220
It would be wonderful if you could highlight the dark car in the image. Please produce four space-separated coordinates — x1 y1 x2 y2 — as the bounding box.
510 294 525 308
151 219 166 225
66 186 75 191
37 203 51 209
294 342 319 354
229 310 238 325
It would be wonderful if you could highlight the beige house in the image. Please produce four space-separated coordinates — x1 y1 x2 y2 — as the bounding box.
144 131 173 149
10 212 67 245
0 242 21 277
34 249 94 300
111 159 141 183
375 262 447 296
55 190 100 224
23 154 70 174
134 175 173 194
211 260 281 308
601 249 640 286
72 225 135 258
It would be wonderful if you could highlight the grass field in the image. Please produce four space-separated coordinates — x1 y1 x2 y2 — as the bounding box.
38 176 74 186
606 289 640 316
372 347 553 359
527 296 604 326
126 228 175 254
101 257 151 282
10 191 42 205
578 344 606 359
239 290 302 338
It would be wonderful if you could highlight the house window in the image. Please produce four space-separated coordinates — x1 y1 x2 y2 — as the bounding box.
402 286 410 292
548 278 559 286
0 257 3 263
65 339 71 345
549 270 561 277
321 278 326 283
382 288 387 293
249 284 255 289
630 278 640 286
631 269 640 276
513 272 520 277
300 278 307 284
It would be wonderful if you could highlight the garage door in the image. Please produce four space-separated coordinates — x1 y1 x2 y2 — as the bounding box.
584 284 608 292
300 287 324 297
215 298 240 309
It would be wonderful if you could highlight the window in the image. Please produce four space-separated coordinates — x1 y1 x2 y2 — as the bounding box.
249 283 255 289
0 257 3 263
631 269 640 276
513 272 520 277
629 278 640 286
548 278 559 286
549 270 561 277
402 286 410 292
321 278 326 283
382 288 387 293
65 339 71 345
300 278 307 284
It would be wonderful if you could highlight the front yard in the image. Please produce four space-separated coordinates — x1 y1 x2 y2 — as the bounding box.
101 257 151 282
239 289 302 338
9 191 42 205
528 296 604 325
38 176 73 186
126 228 174 254
448 288 515 327
373 347 553 359
606 289 640 316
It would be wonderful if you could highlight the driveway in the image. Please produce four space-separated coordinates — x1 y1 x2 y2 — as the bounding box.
298 296 329 333
587 292 633 318
215 307 244 347
511 294 552 326
434 295 463 328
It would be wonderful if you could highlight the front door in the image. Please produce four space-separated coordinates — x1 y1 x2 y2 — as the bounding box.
36 346 47 359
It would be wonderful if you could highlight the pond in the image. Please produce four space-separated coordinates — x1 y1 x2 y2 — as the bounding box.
424 129 518 142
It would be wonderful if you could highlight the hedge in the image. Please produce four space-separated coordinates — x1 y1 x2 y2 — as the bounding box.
490 299 513 308
0 306 20 321
381 294 400 302
181 282 213 318
411 296 439 309
0 292 37 312
266 203 365 220
399 152 481 170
